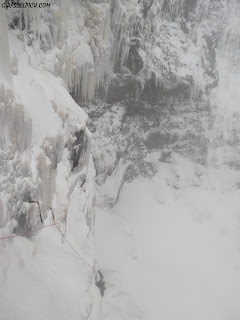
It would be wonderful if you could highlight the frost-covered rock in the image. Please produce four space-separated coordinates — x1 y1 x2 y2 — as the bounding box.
5 0 112 100
1 1 240 319
0 4 102 319
79 0 240 207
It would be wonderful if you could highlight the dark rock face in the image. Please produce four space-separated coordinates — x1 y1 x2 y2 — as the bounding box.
142 0 154 18
106 74 141 104
126 46 144 75
73 1 240 205
71 130 85 170
95 271 106 297
141 79 193 107
203 34 219 90
161 0 198 21
83 93 211 193
101 0 220 107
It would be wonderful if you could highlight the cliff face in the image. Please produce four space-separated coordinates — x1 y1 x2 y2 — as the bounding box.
0 3 102 319
0 0 240 319
0 0 239 263
91 3 240 320
80 0 240 205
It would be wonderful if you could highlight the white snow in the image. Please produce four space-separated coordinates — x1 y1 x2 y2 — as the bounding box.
1 1 240 320
0 7 101 319
95 162 240 320
0 214 100 320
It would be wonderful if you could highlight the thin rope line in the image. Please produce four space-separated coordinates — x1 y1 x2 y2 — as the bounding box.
54 222 96 273
49 207 96 272
1 203 96 274
0 223 56 240
0 222 96 272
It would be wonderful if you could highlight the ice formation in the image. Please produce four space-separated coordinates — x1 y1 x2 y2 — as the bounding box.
1 0 240 319
0 3 102 318
0 9 12 85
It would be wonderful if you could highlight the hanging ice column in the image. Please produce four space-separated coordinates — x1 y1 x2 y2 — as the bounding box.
60 0 113 101
0 8 12 86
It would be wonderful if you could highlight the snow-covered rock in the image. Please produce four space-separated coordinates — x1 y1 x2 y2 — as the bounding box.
1 0 240 319
0 5 102 319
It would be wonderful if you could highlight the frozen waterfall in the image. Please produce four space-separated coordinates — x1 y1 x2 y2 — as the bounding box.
1 1 240 320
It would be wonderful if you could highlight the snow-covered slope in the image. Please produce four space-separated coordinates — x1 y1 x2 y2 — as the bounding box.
96 160 240 320
0 217 101 320
91 1 240 319
0 4 102 319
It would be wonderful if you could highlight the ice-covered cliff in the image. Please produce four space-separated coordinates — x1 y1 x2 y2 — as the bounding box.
81 0 240 206
1 0 240 319
0 2 103 319
89 3 240 320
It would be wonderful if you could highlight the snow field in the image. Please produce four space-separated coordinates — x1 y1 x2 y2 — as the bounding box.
0 213 100 320
95 163 240 320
